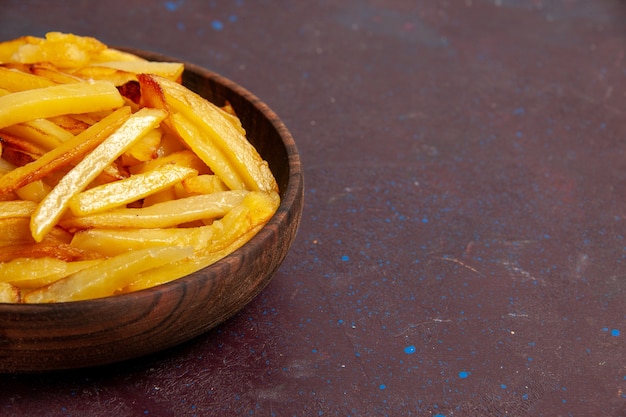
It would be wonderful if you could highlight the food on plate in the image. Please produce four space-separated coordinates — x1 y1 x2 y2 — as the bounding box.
0 32 279 303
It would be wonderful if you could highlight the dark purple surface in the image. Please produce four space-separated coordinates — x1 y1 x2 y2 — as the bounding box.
1 1 625 416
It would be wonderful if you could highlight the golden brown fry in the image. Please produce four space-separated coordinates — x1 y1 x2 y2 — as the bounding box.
27 62 85 84
68 164 197 216
9 32 107 68
1 147 37 167
0 282 21 303
139 74 277 192
46 115 91 135
180 174 228 196
122 127 162 163
170 112 245 190
0 106 131 197
23 246 193 303
30 107 167 242
125 192 279 291
0 200 37 219
70 225 214 257
0 218 34 246
125 223 263 292
0 257 102 288
129 149 211 175
0 66 56 92
71 66 139 87
15 180 51 202
2 118 75 150
0 36 39 63
62 190 248 230
0 243 89 262
93 61 184 81
0 130 48 156
0 80 124 130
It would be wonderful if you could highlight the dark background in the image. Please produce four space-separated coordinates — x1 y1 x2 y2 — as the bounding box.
1 1 625 416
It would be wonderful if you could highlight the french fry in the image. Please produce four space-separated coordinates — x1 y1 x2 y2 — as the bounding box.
0 66 57 92
68 164 197 215
0 36 39 63
170 112 245 190
203 191 280 252
92 61 184 81
127 224 265 292
30 107 167 242
0 258 102 289
70 225 215 257
0 157 13 176
0 257 84 282
0 200 37 219
0 218 33 246
129 149 211 175
0 80 124 130
23 246 194 303
180 174 229 196
121 126 162 163
62 190 248 229
0 106 131 197
9 32 107 68
45 115 90 136
71 66 140 87
125 192 278 291
15 180 52 202
138 74 277 192
0 130 48 156
27 62 86 84
2 118 75 150
0 240 89 263
0 282 20 303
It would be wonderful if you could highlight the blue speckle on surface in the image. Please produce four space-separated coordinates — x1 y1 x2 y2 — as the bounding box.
404 345 416 354
433 414 446 417
611 329 620 336
458 371 470 379
501 384 507 389
211 20 224 31
341 255 350 262
379 384 386 390
522 393 529 400
165 1 180 11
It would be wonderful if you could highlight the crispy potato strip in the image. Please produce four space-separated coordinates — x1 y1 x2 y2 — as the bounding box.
62 190 248 229
68 164 197 216
0 106 131 198
138 74 277 192
23 246 193 303
30 107 167 242
0 80 124 130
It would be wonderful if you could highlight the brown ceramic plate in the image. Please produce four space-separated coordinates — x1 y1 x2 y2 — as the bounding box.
0 49 304 373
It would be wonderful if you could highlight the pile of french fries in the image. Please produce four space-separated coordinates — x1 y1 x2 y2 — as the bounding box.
0 32 279 303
